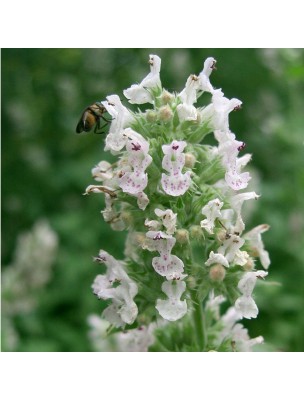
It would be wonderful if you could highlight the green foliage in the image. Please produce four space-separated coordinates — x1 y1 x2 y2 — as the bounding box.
2 48 304 351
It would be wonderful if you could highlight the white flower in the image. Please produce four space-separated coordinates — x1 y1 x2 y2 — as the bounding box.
92 161 113 182
177 57 216 122
198 57 216 93
230 191 260 233
145 231 186 280
218 233 245 264
215 129 251 191
116 325 155 352
145 218 162 231
231 323 264 352
102 193 125 231
200 198 224 234
135 191 150 210
161 140 191 196
177 103 198 122
88 315 156 352
243 224 270 269
206 292 226 320
119 128 152 195
156 280 187 321
225 170 251 192
205 250 229 268
217 306 264 351
154 208 177 235
123 54 161 104
102 95 132 154
177 75 200 121
210 89 242 132
233 250 250 266
92 250 138 327
235 270 268 319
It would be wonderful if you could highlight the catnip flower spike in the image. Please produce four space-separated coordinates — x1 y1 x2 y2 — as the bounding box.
85 54 270 352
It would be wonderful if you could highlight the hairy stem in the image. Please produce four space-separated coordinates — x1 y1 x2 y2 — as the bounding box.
191 290 207 351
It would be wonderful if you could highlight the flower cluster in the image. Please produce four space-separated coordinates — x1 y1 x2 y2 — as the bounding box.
85 54 270 351
2 220 58 350
92 250 138 327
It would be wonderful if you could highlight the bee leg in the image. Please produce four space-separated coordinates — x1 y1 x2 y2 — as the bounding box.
101 115 113 123
94 121 108 134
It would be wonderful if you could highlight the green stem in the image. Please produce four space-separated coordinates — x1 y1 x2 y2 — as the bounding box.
190 290 207 351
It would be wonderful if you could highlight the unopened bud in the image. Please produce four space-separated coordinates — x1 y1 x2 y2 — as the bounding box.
248 247 260 258
160 90 174 104
175 229 189 244
209 264 226 282
146 110 158 123
243 257 255 271
189 225 204 239
159 105 173 122
185 153 196 168
216 228 227 243
187 276 196 289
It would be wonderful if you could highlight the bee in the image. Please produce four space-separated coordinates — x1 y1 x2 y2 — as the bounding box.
76 102 110 134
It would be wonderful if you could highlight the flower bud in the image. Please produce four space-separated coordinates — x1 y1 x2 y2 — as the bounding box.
248 247 260 258
243 257 255 271
175 229 189 244
216 228 227 243
146 110 158 122
209 264 226 282
189 225 204 239
184 153 196 168
160 89 174 104
159 105 173 122
187 276 196 289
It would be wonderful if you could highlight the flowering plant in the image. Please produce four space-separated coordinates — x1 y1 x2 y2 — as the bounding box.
85 54 270 352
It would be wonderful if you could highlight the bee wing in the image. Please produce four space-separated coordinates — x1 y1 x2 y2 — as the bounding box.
76 118 84 133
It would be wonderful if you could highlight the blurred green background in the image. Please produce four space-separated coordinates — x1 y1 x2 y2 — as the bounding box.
2 48 304 351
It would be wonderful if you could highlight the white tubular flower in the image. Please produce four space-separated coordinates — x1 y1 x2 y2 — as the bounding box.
177 103 198 122
231 323 264 352
102 95 132 154
198 57 216 93
205 250 229 268
92 161 113 182
235 270 268 319
206 292 226 320
135 191 150 210
119 128 152 195
200 198 224 234
102 194 125 231
177 75 200 122
123 54 161 104
215 129 251 191
146 231 186 280
217 306 264 351
233 250 250 266
218 234 246 265
117 325 155 352
225 170 251 192
145 218 162 231
154 208 177 235
244 224 271 269
230 192 260 233
92 250 138 327
211 89 242 132
161 140 191 196
156 280 187 321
